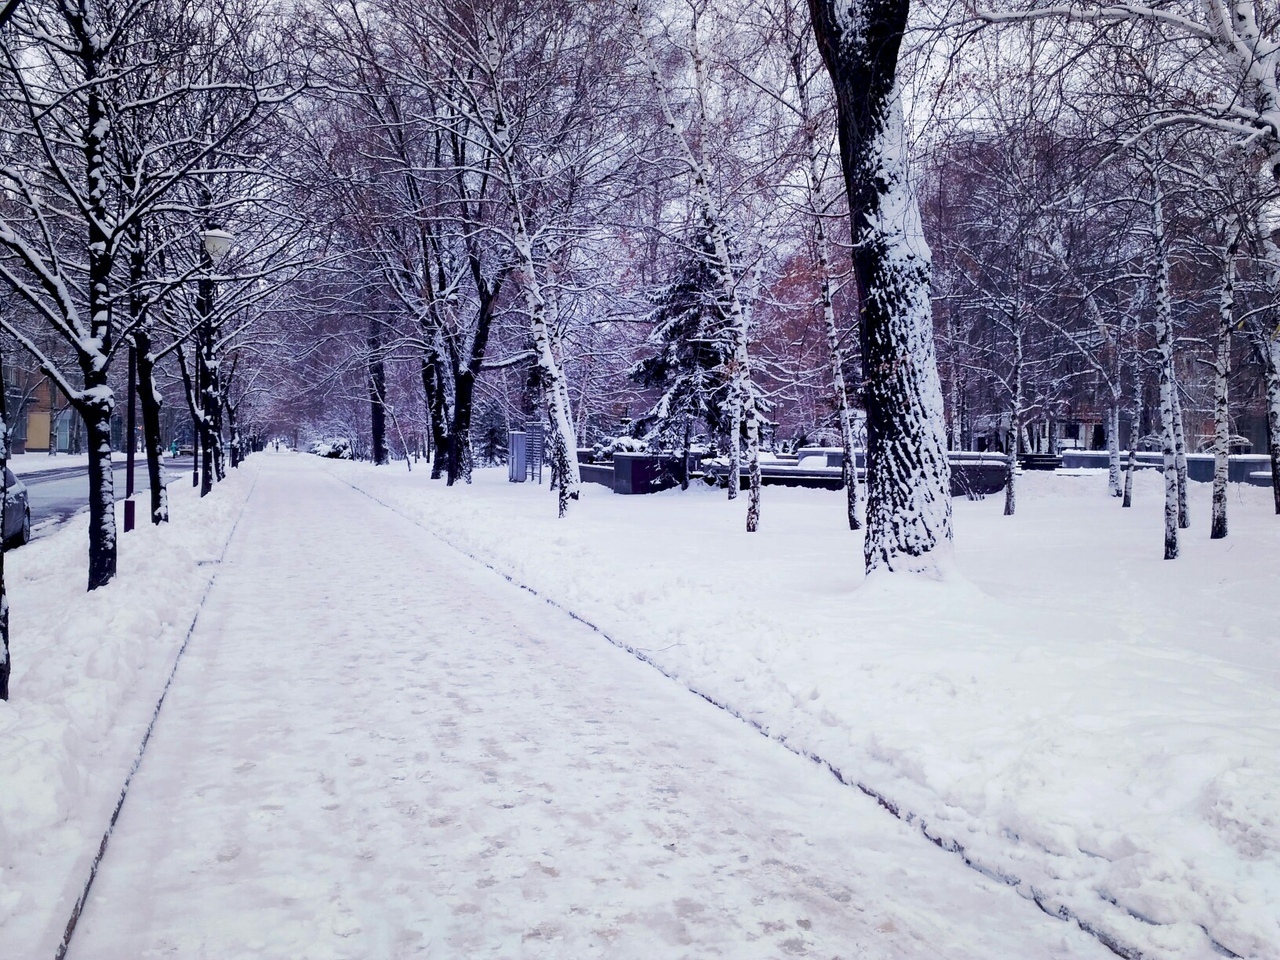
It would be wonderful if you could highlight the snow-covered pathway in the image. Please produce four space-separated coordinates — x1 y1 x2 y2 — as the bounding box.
66 456 1107 959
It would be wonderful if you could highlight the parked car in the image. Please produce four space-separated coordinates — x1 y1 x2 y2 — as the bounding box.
3 469 31 547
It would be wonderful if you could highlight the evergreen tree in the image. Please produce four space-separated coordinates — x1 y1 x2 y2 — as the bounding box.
630 227 735 483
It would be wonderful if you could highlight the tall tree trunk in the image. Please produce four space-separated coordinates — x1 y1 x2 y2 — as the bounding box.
1171 378 1189 529
447 373 473 484
134 330 168 524
421 352 450 479
82 50 117 588
368 319 388 466
81 399 117 590
486 80 580 515
1123 389 1140 509
1262 336 1280 515
1004 325 1023 517
809 0 952 574
1210 228 1237 539
1 347 10 700
447 288 497 486
128 225 168 524
727 398 741 500
226 400 241 469
1108 389 1122 498
1152 186 1179 559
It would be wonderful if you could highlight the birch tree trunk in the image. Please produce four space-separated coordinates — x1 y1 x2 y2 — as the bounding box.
1152 188 1179 559
1123 388 1140 509
809 0 953 574
1108 391 1122 498
1210 226 1238 539
1171 378 1189 529
481 56 580 516
1004 324 1023 517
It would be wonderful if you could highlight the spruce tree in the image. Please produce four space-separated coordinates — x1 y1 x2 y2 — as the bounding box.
630 227 734 484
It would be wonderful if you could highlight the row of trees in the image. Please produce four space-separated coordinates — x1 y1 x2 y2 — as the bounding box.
3 0 1278 698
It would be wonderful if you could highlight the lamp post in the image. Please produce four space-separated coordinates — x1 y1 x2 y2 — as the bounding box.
197 226 233 496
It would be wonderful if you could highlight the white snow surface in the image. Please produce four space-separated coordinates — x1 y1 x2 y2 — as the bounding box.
0 464 253 956
1 453 1276 959
323 459 1280 960
4 454 1114 959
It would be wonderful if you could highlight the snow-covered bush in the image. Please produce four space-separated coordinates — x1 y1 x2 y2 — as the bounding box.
590 436 648 461
309 437 353 459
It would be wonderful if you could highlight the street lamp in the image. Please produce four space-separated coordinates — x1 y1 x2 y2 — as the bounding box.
202 228 235 262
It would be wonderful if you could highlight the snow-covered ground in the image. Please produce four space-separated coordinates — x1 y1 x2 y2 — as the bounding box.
2 453 1276 959
0 466 256 957
58 456 1108 960
321 459 1280 960
8 452 96 475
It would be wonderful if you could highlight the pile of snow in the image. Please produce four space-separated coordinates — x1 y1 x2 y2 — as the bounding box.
325 461 1280 960
0 461 258 957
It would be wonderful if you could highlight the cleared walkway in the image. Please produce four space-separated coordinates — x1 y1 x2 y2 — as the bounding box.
67 455 1108 959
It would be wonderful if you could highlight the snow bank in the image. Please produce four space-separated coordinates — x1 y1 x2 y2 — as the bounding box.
0 460 258 957
328 460 1280 960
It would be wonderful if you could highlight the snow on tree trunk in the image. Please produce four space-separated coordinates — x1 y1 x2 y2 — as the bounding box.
83 394 118 590
809 0 953 574
516 235 580 517
135 330 169 524
1172 374 1189 529
1153 192 1179 559
483 67 579 517
1211 228 1237 539
84 67 118 589
727 399 741 501
738 340 763 532
128 225 168 524
823 254 861 530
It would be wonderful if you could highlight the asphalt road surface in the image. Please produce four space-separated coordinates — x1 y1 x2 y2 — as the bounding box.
22 457 195 539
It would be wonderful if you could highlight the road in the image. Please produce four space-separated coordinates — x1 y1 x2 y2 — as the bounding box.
21 457 195 537
63 455 1107 960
